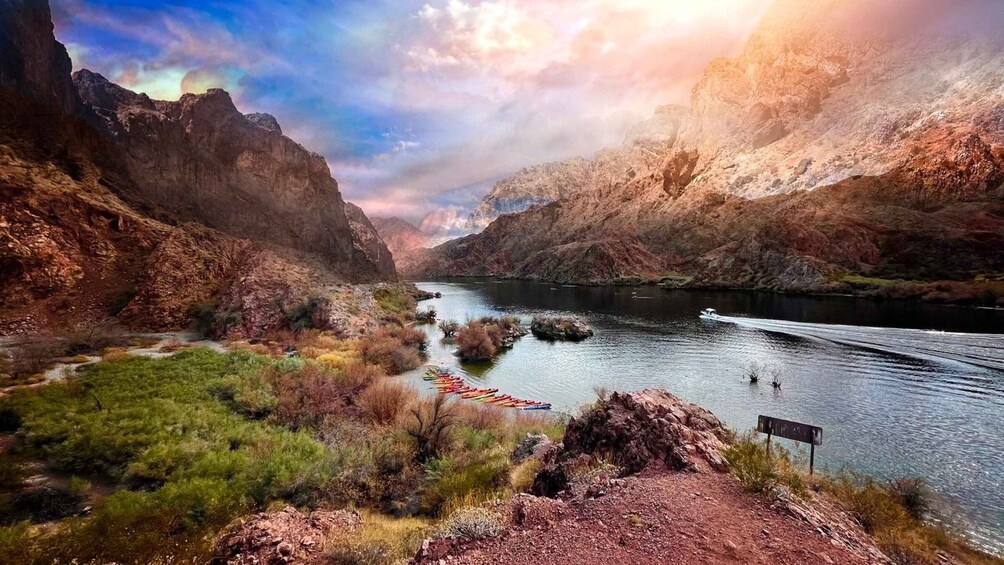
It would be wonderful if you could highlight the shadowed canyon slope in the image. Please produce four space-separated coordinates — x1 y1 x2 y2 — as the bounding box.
370 216 433 274
413 0 1004 301
0 0 394 334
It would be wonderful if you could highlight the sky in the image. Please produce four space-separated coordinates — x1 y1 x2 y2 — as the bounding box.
52 0 770 225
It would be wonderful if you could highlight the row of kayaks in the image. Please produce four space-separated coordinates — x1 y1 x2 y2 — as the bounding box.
422 368 551 410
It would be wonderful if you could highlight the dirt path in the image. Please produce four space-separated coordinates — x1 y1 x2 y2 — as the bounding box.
434 470 884 565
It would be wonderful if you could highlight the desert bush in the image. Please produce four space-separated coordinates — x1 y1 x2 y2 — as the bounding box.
423 449 511 515
404 394 457 462
60 324 129 356
389 347 422 374
270 363 358 430
510 457 542 493
373 286 417 322
415 308 437 324
360 379 418 426
101 348 131 362
356 329 424 375
209 371 277 420
887 477 930 521
284 296 326 331
454 402 507 431
4 340 60 381
438 319 460 338
455 321 496 362
436 506 503 540
721 432 805 496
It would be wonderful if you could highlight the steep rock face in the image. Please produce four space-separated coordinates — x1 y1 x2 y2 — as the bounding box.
413 0 1004 296
370 216 432 274
468 106 687 231
72 69 395 282
0 1 395 334
0 0 79 116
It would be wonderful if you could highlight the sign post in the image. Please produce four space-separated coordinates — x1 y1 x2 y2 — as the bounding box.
756 415 823 475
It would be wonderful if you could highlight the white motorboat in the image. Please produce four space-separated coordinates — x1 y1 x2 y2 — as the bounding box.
699 308 721 320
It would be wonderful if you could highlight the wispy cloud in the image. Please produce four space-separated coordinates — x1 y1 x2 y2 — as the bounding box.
53 0 770 222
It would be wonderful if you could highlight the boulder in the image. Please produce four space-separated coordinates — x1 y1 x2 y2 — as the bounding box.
532 390 733 497
530 316 594 341
212 506 360 564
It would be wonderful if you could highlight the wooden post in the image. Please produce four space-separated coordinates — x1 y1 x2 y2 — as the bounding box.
766 432 771 456
809 443 815 475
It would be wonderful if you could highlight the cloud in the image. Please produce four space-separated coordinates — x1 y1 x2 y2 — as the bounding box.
53 0 771 224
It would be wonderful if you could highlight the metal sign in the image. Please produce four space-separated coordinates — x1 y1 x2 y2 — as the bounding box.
757 415 823 474
757 415 822 445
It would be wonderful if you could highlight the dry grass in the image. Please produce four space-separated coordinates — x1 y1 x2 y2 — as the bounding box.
725 434 1002 564
360 379 418 426
326 510 430 565
101 348 132 362
455 402 507 431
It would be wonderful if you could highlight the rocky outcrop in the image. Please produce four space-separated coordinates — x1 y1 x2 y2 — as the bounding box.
0 0 79 116
412 0 1004 299
529 316 594 342
370 216 432 273
0 1 396 334
212 506 360 564
72 69 395 283
563 390 732 474
466 106 688 231
532 390 732 498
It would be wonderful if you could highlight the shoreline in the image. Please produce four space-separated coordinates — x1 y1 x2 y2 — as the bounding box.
404 275 1004 312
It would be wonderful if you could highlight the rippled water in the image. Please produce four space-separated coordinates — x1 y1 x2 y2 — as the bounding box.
406 280 1004 554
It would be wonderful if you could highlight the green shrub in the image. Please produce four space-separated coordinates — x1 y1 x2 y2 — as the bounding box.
373 287 416 321
721 432 805 496
0 348 337 563
285 296 325 331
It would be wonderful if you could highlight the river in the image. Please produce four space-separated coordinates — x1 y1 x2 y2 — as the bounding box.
405 279 1004 555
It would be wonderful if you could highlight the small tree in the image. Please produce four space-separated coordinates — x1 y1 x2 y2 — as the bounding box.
439 319 460 338
405 394 456 462
416 307 437 324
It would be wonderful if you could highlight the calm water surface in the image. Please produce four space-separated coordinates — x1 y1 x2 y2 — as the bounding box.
405 280 1004 554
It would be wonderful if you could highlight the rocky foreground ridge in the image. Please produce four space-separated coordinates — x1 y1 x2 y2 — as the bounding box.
412 0 1004 303
208 390 895 565
0 0 395 334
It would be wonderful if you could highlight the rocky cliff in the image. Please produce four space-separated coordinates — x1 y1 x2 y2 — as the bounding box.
370 216 432 274
0 0 396 334
0 0 79 116
467 106 687 231
413 0 1004 302
73 69 395 282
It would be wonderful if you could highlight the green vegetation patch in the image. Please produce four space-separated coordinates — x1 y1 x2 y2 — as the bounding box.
0 348 336 563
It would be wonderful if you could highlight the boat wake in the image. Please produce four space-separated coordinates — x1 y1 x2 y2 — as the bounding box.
715 316 1004 372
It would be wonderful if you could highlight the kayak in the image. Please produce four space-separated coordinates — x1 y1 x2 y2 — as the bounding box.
521 404 552 411
480 394 510 403
460 389 498 399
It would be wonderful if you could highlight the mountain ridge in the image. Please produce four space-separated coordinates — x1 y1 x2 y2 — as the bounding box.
410 0 1004 303
0 0 396 335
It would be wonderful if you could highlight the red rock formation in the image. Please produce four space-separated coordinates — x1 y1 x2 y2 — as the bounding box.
212 506 360 564
413 0 1004 299
370 216 433 273
0 0 396 334
73 69 395 283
